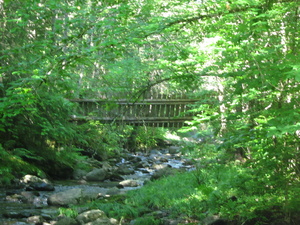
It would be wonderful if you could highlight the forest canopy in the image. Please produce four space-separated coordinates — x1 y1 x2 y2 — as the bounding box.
0 0 300 223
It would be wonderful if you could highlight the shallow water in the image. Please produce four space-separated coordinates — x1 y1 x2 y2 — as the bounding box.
0 150 194 224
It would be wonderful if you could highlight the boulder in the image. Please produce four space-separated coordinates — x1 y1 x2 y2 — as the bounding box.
108 173 124 181
6 191 41 204
81 188 106 201
5 193 24 202
152 164 171 170
47 188 104 206
3 210 33 219
85 217 118 225
106 187 122 196
168 146 180 154
27 215 45 224
20 191 40 204
41 208 59 220
55 217 79 225
149 149 161 155
76 209 118 224
21 174 47 184
134 161 150 169
159 157 169 163
150 167 180 181
26 182 55 191
21 174 55 191
85 168 107 181
117 164 135 175
115 164 134 175
128 156 142 163
73 169 88 180
117 180 138 188
76 209 107 224
48 188 83 206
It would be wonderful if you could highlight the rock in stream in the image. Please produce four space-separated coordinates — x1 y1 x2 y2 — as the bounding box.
0 147 195 224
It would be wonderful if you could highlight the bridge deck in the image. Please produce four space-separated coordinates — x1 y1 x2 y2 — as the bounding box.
69 98 198 127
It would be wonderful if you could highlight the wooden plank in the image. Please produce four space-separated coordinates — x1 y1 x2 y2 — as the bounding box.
69 96 198 127
70 117 190 128
71 116 193 122
69 99 198 104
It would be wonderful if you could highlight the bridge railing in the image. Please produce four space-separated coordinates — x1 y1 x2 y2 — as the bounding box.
69 95 198 127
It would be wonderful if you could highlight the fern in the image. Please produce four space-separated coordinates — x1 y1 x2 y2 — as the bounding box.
12 148 43 161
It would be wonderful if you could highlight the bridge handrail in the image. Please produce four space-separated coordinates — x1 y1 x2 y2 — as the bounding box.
69 98 199 127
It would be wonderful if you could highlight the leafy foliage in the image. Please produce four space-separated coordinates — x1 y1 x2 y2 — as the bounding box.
0 144 44 185
126 127 167 152
1 0 300 222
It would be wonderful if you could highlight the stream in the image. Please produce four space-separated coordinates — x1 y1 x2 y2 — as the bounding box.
0 148 195 225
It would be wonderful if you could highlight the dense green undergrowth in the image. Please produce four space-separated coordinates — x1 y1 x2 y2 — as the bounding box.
1 0 300 223
59 132 300 225
80 160 299 224
62 159 298 224
0 114 167 185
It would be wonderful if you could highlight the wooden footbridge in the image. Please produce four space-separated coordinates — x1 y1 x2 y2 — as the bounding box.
70 94 198 128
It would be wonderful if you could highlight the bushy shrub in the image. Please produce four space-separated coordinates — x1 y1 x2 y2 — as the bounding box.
0 144 44 185
126 126 167 152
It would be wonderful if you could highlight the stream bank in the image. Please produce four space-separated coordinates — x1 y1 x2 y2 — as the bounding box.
0 146 195 225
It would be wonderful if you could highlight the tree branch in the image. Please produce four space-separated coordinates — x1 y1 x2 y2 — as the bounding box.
142 0 294 37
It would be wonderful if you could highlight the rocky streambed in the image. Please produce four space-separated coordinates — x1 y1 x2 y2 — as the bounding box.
0 146 195 225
